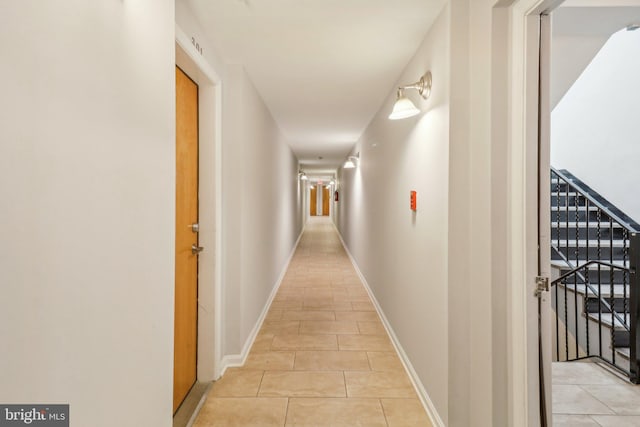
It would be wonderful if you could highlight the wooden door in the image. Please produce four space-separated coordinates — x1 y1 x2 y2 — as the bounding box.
310 186 317 216
322 187 330 216
174 66 199 413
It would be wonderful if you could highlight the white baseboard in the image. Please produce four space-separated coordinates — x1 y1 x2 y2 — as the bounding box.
334 225 445 427
218 227 305 376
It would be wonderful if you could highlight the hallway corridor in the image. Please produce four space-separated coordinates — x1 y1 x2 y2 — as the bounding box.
193 218 432 426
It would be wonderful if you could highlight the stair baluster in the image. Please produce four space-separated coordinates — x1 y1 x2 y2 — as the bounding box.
550 167 640 380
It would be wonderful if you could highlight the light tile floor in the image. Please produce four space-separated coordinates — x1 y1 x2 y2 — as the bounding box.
193 217 432 426
553 360 640 426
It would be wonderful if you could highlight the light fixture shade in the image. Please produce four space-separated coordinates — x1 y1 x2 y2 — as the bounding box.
388 96 420 120
343 159 355 169
301 174 308 180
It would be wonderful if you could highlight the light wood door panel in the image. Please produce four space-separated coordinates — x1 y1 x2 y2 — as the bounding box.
174 66 198 413
322 187 330 216
310 187 317 216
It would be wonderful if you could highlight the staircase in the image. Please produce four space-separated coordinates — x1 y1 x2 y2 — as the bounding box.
550 168 640 381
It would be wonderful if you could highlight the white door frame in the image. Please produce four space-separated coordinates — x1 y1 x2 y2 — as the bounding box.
175 25 223 381
493 0 562 425
538 12 553 427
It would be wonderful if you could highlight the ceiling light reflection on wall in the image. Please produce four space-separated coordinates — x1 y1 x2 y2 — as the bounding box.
388 71 432 120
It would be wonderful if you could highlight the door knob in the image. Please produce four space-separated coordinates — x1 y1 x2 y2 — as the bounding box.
191 244 204 255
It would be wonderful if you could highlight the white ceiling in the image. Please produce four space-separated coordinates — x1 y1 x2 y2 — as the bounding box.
185 0 446 173
551 4 640 106
562 0 640 6
554 5 640 36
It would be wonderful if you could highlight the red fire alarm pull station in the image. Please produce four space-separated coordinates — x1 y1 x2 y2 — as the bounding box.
410 191 417 211
334 191 339 202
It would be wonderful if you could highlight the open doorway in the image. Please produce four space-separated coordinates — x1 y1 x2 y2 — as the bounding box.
504 1 640 425
491 1 558 425
308 181 334 217
490 0 640 424
548 4 640 425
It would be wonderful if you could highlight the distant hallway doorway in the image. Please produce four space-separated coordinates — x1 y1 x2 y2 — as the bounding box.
309 185 331 217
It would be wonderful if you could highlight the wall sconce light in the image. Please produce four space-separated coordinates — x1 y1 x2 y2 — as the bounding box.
388 71 432 120
343 153 359 169
298 170 308 180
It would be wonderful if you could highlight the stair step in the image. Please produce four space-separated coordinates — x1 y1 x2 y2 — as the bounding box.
615 347 630 360
551 205 599 212
586 312 629 330
552 221 624 228
556 283 630 298
551 259 629 270
551 191 580 196
585 298 628 314
552 239 629 248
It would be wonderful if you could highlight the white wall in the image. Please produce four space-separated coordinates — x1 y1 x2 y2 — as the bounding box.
235 65 302 347
548 6 639 108
551 34 609 108
0 2 175 427
551 28 640 223
177 1 303 363
221 65 303 358
447 0 577 424
336 5 450 423
440 0 510 425
336 3 518 423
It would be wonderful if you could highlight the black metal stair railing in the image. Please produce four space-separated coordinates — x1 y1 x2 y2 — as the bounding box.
550 168 640 382
552 261 631 372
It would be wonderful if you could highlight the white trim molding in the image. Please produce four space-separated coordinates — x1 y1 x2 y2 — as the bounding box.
494 0 560 424
175 22 224 382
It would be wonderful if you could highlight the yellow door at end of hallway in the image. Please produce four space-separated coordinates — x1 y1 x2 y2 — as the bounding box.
310 186 317 216
174 66 198 414
322 187 330 216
